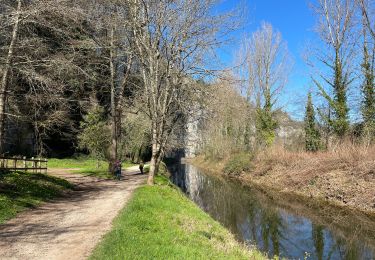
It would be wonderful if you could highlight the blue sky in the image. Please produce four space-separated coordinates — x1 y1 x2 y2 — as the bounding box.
216 0 318 120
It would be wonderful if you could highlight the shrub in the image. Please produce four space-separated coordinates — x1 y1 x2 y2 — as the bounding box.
224 153 253 176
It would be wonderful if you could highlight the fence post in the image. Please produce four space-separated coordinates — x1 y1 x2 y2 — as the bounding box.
23 157 27 172
31 157 35 173
14 158 17 171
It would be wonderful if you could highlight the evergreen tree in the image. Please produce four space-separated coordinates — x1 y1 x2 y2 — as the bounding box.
78 103 111 167
304 93 321 152
361 38 375 140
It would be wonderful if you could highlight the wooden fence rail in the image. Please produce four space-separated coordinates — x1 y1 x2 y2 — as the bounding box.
0 157 48 174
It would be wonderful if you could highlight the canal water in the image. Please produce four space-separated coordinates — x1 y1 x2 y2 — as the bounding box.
170 163 375 260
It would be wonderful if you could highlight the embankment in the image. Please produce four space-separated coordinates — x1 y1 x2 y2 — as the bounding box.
191 145 375 216
90 175 266 259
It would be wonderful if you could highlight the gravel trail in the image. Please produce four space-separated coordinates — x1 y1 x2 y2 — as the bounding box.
0 166 146 260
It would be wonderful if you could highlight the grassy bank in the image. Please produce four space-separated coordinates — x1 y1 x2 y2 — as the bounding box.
90 176 265 259
0 171 73 224
48 158 135 179
192 144 375 215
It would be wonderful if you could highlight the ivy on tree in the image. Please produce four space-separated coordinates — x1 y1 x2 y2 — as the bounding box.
361 37 375 140
304 93 321 152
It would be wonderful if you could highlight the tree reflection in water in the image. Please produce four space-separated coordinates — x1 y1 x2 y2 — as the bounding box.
170 163 375 259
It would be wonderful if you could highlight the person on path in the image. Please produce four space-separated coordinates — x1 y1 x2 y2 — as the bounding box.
139 160 144 174
115 160 122 180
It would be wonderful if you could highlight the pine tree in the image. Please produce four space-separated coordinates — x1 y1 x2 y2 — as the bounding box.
304 93 321 152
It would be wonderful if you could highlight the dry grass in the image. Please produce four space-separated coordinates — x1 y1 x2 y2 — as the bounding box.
248 143 375 213
193 143 375 214
254 143 375 178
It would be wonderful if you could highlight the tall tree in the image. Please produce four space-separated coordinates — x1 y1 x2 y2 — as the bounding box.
242 23 291 147
304 93 321 152
358 0 375 40
312 0 356 138
235 35 257 151
0 0 92 155
360 1 375 140
84 0 134 170
127 0 236 184
0 0 22 153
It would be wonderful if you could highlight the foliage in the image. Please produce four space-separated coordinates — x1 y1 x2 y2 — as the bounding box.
312 0 353 139
0 171 73 224
314 71 349 139
255 93 278 147
120 113 151 162
77 105 111 163
201 78 249 160
224 153 253 176
90 176 263 260
361 41 375 140
304 93 321 152
237 23 289 148
0 0 95 155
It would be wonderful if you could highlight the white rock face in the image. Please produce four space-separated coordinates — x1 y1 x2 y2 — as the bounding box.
185 114 201 158
183 110 303 158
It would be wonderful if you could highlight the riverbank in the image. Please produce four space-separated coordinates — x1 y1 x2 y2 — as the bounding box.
90 175 265 259
191 145 375 216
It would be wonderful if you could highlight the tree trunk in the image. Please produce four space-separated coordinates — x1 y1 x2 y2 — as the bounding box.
109 26 117 171
147 124 161 185
0 0 22 154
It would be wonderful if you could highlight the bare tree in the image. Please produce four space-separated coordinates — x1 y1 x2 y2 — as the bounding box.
81 0 135 169
0 0 21 153
0 0 93 155
358 0 375 39
358 0 375 139
200 75 248 159
239 23 292 147
126 0 237 184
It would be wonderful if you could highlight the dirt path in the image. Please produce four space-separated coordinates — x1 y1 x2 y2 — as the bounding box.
0 166 146 260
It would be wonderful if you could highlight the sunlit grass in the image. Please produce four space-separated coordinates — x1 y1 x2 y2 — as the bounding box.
90 175 265 260
0 171 73 224
48 157 136 179
48 157 109 169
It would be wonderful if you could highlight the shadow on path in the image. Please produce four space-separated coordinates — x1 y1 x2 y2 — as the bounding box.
0 168 146 260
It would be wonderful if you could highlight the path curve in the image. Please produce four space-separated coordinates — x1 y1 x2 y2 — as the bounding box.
0 166 146 260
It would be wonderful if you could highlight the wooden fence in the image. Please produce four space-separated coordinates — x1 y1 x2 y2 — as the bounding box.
0 157 48 174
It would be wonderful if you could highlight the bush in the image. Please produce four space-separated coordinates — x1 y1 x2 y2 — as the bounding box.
223 153 253 176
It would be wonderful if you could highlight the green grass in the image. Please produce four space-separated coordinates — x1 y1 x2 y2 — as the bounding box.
90 176 265 260
48 157 109 169
0 171 73 224
48 157 135 179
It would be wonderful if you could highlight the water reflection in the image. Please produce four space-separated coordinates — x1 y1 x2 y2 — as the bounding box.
170 163 375 260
